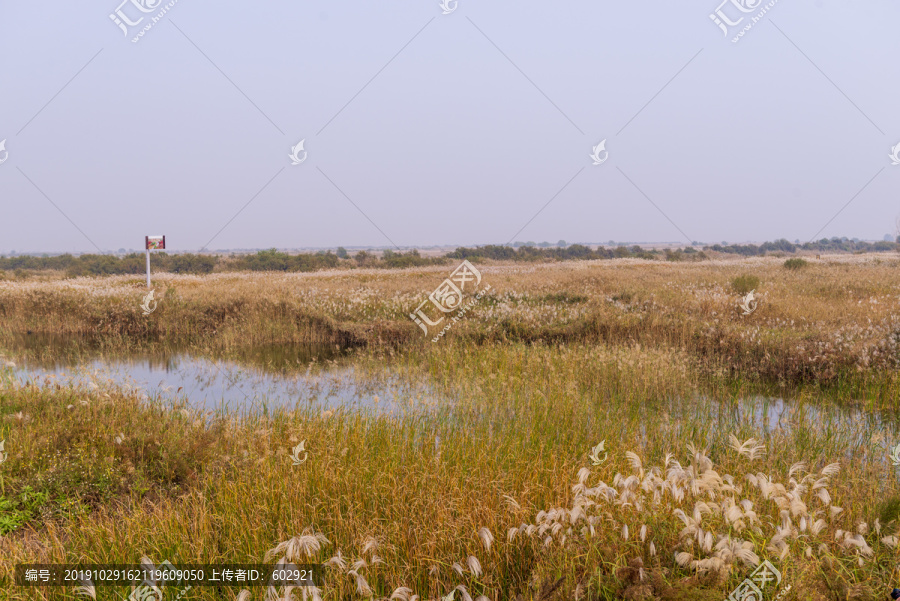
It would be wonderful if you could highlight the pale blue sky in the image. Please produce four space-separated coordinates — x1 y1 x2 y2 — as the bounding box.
0 0 898 253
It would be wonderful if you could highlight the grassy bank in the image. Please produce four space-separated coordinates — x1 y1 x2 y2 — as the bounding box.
0 256 898 402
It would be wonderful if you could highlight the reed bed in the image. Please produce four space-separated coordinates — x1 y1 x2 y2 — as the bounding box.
0 255 899 599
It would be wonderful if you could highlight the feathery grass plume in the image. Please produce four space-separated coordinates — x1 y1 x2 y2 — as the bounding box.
390 587 413 601
639 524 647 542
74 579 96 599
361 535 379 556
728 434 766 460
324 550 347 571
621 524 629 540
455 585 473 601
302 586 323 601
478 527 493 551
501 494 521 512
649 542 656 556
830 506 843 518
882 535 898 548
820 462 840 478
235 591 252 601
452 562 464 577
624 451 642 473
351 558 368 571
370 554 384 565
788 462 807 479
266 527 331 562
429 565 440 577
289 440 308 465
589 441 607 465
675 552 693 567
348 570 373 597
475 597 489 601
466 555 482 577
507 527 518 542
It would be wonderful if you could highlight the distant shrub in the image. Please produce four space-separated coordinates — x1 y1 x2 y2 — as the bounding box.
731 274 760 295
783 258 808 270
169 254 217 274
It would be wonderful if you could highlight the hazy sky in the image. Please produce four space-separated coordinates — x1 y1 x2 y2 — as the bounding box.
1 1 898 254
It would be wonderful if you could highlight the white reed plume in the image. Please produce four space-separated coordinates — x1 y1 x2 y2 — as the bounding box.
361 536 379 556
624 452 643 473
675 552 693 567
74 579 96 599
302 586 323 601
507 527 518 542
466 556 482 577
454 585 473 601
390 587 413 601
728 434 766 461
810 519 826 536
820 463 840 478
351 558 368 571
235 591 251 601
452 562 464 577
639 524 647 542
347 570 373 597
266 527 331 562
324 550 347 571
842 534 873 557
621 524 629 540
501 494 522 512
478 527 494 551
649 542 656 556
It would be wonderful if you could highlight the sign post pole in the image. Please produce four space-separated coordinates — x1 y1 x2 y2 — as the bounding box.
145 235 165 289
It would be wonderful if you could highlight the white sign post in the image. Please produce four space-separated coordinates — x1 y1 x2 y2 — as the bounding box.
145 235 165 289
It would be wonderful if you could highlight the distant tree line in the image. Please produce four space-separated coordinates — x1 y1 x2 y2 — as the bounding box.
703 237 899 256
0 237 897 277
0 248 445 277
